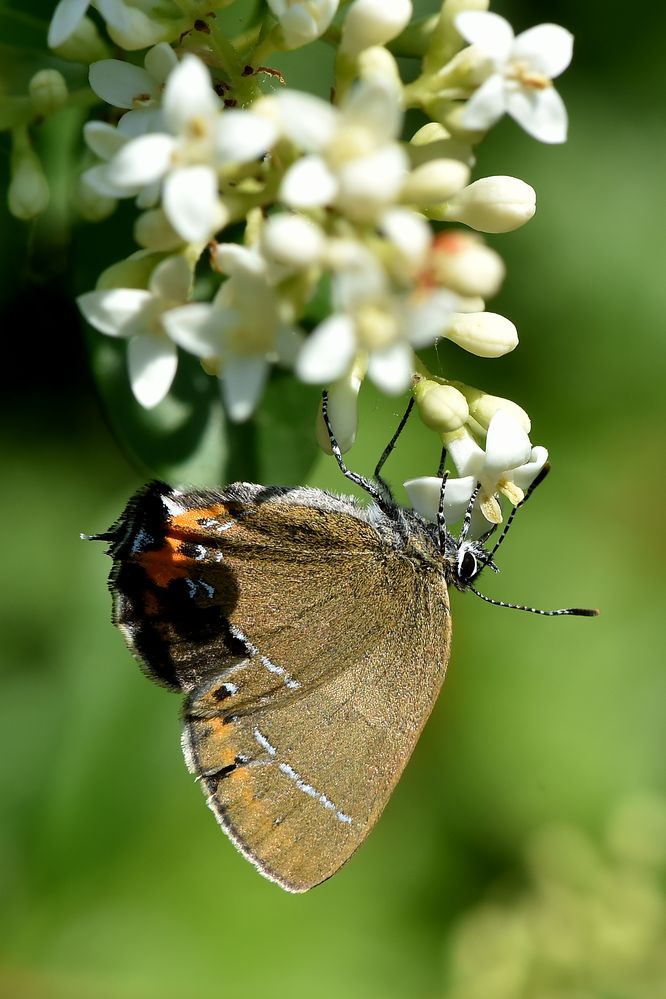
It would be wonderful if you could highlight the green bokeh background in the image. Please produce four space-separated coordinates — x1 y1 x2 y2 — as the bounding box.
1 2 665 997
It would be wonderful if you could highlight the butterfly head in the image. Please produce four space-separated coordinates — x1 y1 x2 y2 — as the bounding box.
449 537 499 592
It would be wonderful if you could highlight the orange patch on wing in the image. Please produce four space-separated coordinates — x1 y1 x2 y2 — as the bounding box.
136 535 190 588
170 503 236 536
135 503 236 587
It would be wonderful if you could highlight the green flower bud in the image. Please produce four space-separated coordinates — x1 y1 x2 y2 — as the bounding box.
29 70 68 116
8 131 49 220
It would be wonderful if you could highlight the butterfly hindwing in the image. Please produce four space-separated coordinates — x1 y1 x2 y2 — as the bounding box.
183 567 450 892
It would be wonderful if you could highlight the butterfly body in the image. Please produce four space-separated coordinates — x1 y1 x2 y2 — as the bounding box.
102 480 458 892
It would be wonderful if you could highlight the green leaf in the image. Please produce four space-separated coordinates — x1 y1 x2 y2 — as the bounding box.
85 328 321 487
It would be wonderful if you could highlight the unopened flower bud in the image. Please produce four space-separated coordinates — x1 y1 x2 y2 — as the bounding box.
8 132 49 220
438 176 536 233
413 376 469 432
262 213 326 269
402 159 470 205
29 70 68 116
430 231 504 297
445 311 518 357
357 46 402 89
340 0 412 57
316 365 364 454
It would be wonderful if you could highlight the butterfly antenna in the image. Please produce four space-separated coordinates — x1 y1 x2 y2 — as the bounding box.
459 482 481 543
374 397 414 491
469 586 599 617
436 470 450 553
488 463 551 560
321 391 386 505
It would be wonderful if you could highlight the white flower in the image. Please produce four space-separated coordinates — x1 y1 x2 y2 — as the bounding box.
405 410 548 530
456 11 573 144
162 245 302 421
268 0 339 49
103 55 277 243
89 42 177 134
297 244 457 394
77 254 192 408
263 79 408 221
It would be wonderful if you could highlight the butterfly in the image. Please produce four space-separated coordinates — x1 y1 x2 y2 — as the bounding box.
89 394 597 892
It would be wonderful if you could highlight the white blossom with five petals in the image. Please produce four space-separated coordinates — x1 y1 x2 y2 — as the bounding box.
404 410 548 533
102 55 277 243
77 254 192 408
455 11 573 144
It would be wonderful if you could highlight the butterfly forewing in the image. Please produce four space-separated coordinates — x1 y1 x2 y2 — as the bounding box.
105 481 451 890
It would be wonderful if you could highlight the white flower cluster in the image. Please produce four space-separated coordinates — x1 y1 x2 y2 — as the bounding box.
35 0 574 528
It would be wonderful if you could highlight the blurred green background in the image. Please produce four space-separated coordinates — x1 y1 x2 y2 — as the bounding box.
2 1 666 997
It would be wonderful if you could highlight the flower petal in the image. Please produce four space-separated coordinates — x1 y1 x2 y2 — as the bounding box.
162 303 223 358
162 54 219 134
106 133 175 188
408 290 458 348
268 91 337 151
127 334 177 408
48 0 89 48
455 11 514 63
280 155 338 208
460 73 507 131
506 84 568 144
77 288 153 336
404 474 476 524
447 432 484 478
144 42 178 83
84 120 127 160
511 24 573 78
484 410 532 473
148 254 192 302
510 445 549 490
296 314 356 383
221 355 269 422
366 341 413 394
89 60 157 109
214 110 276 164
162 165 219 243
336 144 408 217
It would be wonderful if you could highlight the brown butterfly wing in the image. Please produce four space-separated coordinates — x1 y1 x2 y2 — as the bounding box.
106 481 451 891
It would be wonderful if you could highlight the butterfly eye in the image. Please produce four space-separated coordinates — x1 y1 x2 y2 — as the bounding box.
458 549 479 581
